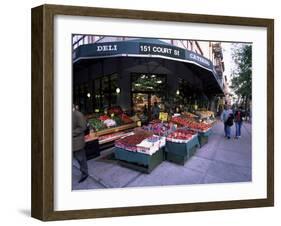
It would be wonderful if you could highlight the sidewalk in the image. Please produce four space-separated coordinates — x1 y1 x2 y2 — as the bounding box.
72 121 252 190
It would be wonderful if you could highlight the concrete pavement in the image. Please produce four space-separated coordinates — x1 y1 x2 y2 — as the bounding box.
72 121 252 190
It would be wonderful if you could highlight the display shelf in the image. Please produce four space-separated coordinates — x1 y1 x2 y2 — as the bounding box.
95 122 137 137
85 122 137 143
99 131 134 145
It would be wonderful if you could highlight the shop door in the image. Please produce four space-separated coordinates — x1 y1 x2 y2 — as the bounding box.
131 73 166 121
132 93 163 121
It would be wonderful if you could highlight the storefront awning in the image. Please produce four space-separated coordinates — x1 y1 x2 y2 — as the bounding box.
73 39 224 93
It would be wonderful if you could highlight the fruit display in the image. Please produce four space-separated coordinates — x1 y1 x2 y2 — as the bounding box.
170 116 212 132
167 129 197 143
142 122 174 136
182 112 198 118
115 133 152 152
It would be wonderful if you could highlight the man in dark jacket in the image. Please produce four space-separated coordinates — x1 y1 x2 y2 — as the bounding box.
72 105 88 183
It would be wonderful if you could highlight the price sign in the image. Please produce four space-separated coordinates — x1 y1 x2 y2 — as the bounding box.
159 112 168 122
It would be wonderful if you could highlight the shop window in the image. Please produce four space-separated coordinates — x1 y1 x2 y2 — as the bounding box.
93 73 118 111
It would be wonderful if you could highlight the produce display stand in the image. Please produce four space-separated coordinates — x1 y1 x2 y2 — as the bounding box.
198 129 212 147
84 122 137 158
165 135 200 165
114 148 164 173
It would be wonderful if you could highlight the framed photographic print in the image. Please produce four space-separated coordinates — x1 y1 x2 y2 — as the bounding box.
31 4 274 221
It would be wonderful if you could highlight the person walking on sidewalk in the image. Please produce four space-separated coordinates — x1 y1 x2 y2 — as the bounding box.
234 107 245 139
72 104 89 183
221 105 234 139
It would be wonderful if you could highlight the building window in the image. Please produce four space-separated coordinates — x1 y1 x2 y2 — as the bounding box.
93 73 118 111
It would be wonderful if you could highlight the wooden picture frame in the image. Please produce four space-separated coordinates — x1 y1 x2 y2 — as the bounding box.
31 4 274 221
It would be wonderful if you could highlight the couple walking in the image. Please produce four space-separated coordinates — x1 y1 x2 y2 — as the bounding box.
221 105 244 139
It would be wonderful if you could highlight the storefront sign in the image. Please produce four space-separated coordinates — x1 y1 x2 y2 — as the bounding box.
188 53 211 67
96 44 118 52
139 43 185 59
74 40 213 71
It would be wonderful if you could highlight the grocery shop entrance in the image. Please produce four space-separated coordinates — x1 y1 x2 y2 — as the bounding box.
131 73 167 121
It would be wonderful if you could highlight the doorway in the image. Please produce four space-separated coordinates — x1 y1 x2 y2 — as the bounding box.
131 73 166 120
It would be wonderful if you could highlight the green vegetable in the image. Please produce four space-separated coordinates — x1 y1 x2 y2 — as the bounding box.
88 118 106 131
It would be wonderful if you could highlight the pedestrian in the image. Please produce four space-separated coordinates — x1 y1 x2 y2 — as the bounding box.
220 105 234 139
151 101 160 119
72 104 89 183
234 107 245 138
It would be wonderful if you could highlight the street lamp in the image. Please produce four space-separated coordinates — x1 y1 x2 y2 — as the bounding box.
116 87 121 94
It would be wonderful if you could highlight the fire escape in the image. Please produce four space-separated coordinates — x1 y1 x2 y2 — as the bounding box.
212 43 225 89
